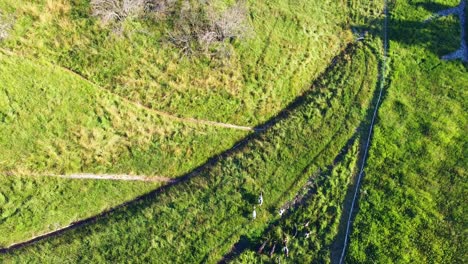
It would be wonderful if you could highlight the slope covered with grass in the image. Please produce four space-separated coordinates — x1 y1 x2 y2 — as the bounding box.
0 52 247 177
0 40 379 263
0 0 377 124
0 175 160 247
347 0 467 262
0 51 246 247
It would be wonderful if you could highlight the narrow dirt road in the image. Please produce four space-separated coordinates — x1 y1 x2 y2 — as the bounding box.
50 173 175 183
56 63 258 131
0 47 257 131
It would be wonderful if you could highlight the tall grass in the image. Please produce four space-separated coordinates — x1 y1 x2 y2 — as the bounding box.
0 51 246 247
234 138 361 263
0 175 160 247
0 52 247 177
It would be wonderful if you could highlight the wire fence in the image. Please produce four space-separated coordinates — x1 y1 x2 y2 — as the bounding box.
338 0 389 263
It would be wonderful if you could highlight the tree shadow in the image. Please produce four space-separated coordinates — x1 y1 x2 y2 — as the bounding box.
414 2 453 13
353 2 466 64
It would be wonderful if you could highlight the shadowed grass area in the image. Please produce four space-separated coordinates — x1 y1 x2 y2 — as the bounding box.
347 1 468 263
0 40 379 262
232 138 361 263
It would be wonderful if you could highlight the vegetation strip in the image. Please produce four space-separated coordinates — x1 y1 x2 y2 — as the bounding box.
338 1 389 263
228 138 361 263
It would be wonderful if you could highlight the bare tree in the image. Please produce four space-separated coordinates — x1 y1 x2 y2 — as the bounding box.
90 0 253 57
211 1 253 41
91 0 145 23
168 0 253 57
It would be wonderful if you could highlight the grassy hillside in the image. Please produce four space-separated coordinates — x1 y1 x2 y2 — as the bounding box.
0 41 379 262
0 0 372 124
347 0 467 263
0 51 247 177
0 0 382 253
0 51 245 247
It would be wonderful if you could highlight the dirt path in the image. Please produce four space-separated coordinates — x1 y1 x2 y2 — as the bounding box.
2 172 176 182
47 173 175 183
0 48 257 131
53 65 259 131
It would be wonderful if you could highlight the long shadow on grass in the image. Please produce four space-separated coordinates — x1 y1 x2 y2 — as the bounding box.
328 38 392 264
0 42 359 254
217 135 361 263
355 2 467 64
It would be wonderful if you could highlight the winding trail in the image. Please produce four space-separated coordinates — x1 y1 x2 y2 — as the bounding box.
338 1 389 263
53 65 259 131
0 47 257 131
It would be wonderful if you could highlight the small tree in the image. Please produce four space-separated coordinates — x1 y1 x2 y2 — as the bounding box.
90 0 145 23
211 1 252 41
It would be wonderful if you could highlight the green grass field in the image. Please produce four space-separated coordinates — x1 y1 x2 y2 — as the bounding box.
0 50 247 247
0 175 160 247
346 0 467 263
0 39 379 262
0 0 380 254
0 51 247 177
